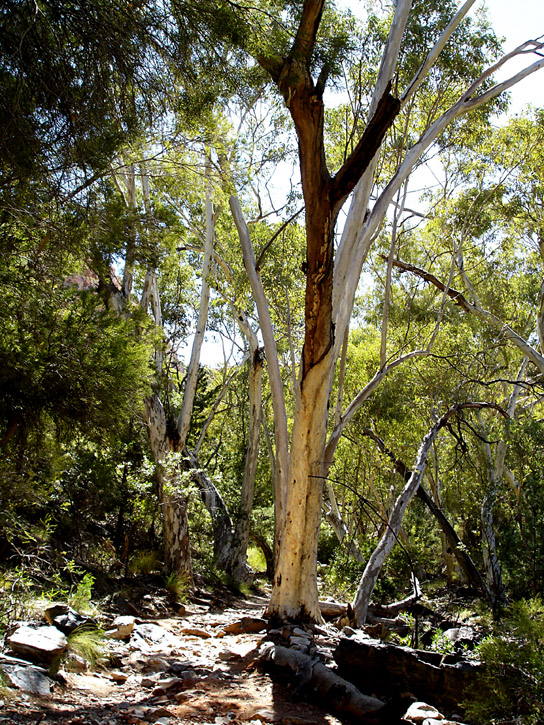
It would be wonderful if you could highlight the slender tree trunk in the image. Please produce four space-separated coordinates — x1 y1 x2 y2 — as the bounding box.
362 427 494 603
183 448 234 572
177 160 215 449
351 404 505 625
227 346 263 585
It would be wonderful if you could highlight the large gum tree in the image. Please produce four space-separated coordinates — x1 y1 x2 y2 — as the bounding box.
226 0 544 622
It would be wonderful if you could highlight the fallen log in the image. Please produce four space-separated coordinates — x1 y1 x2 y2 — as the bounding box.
259 642 385 723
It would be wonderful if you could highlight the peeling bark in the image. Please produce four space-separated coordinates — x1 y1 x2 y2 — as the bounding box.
144 393 193 584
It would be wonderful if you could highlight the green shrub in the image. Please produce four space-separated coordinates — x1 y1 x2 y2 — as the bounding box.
130 550 160 575
464 597 544 724
164 571 191 601
66 626 105 670
68 573 95 613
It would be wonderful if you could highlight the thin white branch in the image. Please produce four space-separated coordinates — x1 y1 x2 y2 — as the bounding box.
177 159 215 448
229 195 290 517
401 0 478 106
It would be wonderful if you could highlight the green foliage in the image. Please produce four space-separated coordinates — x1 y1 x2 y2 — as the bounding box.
465 598 544 724
130 550 161 576
164 571 191 601
68 574 95 613
246 546 266 573
66 626 105 671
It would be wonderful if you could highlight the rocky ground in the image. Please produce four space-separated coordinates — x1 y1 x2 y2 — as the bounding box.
0 585 471 725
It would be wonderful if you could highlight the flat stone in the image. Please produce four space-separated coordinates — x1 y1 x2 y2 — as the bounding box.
252 710 278 723
223 617 268 635
7 625 68 663
0 663 52 695
110 670 129 683
151 676 182 690
148 708 174 718
141 673 162 688
131 623 180 650
181 627 211 638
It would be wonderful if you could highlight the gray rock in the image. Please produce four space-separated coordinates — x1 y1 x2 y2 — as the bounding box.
63 652 88 672
7 625 68 663
131 623 180 649
442 626 475 646
141 672 163 688
44 602 96 634
143 656 169 673
0 663 52 695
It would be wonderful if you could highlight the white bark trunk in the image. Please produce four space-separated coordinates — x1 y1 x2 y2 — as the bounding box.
335 52 544 355
228 345 263 584
177 160 215 449
478 359 526 602
230 196 290 545
266 353 332 622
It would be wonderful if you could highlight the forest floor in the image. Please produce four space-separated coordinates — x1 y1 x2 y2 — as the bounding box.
0 586 346 725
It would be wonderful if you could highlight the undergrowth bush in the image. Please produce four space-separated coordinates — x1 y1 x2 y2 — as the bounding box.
65 626 105 670
464 597 544 724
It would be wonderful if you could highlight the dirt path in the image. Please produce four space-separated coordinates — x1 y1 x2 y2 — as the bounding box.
0 593 343 725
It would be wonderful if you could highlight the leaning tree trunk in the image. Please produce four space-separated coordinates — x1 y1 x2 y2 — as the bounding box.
351 403 506 626
183 448 235 572
361 426 494 604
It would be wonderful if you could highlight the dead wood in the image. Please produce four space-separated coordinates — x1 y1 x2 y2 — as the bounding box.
259 642 385 723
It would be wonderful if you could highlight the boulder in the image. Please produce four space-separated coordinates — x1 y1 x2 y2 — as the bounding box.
404 701 445 722
0 663 52 695
44 603 96 634
334 634 482 713
442 626 476 649
7 625 68 663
